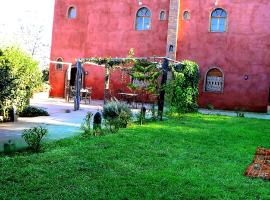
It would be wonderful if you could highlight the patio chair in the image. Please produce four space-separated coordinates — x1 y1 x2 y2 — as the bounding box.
68 86 76 102
81 87 92 104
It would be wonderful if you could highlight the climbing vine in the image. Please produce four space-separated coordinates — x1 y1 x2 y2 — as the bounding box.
165 60 200 114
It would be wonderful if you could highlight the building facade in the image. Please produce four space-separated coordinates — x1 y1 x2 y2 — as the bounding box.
50 0 270 112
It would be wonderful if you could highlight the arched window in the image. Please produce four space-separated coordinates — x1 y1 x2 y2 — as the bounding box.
210 8 227 32
68 6 76 19
136 7 151 31
205 68 224 92
55 58 63 70
159 11 166 20
183 11 191 20
169 45 174 53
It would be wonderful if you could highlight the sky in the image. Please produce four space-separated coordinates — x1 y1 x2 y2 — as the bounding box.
0 0 55 67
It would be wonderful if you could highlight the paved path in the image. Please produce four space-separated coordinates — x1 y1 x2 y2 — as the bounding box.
1 95 269 152
0 97 103 152
199 109 270 120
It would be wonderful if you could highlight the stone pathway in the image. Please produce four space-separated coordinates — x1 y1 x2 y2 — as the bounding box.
199 109 270 120
0 97 103 152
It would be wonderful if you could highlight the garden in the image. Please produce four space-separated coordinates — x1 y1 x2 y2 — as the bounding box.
0 115 270 199
0 48 269 199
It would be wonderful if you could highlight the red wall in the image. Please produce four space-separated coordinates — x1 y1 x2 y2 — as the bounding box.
50 0 270 112
177 0 270 112
50 0 170 99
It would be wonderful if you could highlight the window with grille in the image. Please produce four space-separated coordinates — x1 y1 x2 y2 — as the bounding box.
205 68 224 92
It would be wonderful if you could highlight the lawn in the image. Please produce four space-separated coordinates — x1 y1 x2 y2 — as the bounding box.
0 114 269 199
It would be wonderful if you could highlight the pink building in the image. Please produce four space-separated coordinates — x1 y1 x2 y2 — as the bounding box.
50 0 270 112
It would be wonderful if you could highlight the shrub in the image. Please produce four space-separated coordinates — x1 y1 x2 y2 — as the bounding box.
81 112 93 136
3 140 16 155
165 60 200 114
206 104 214 110
103 101 132 133
19 106 49 117
136 106 146 125
0 47 43 121
236 110 245 118
22 126 48 152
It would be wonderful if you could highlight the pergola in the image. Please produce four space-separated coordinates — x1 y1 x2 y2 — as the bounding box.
51 56 182 120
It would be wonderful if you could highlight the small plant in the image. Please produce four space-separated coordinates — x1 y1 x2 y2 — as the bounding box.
236 111 245 118
3 140 16 155
151 104 158 121
103 101 132 133
206 104 214 110
81 112 93 136
19 106 49 117
136 106 146 125
22 126 48 152
235 107 245 118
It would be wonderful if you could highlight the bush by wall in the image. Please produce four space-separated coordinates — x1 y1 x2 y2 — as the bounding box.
19 106 49 117
165 60 200 114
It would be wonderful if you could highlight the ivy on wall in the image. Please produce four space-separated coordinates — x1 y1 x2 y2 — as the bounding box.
166 60 200 113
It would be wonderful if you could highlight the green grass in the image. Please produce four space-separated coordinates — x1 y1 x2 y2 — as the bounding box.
0 114 270 199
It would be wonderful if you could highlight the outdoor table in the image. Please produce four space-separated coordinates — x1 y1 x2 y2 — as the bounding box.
80 88 92 104
118 93 138 108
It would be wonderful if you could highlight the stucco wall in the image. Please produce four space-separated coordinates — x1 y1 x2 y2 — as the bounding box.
50 0 270 112
50 0 170 99
177 0 270 112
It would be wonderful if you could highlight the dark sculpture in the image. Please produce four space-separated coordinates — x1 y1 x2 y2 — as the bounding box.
93 112 102 130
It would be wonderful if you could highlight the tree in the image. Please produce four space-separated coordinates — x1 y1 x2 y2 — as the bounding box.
0 55 18 120
128 59 161 106
19 25 50 69
0 47 43 121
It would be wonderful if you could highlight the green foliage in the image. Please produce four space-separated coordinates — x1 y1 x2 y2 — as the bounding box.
81 112 94 136
151 104 158 121
235 108 245 117
103 101 132 133
0 57 17 120
206 104 214 110
3 140 16 155
18 106 49 117
42 67 49 82
81 57 131 68
22 126 48 152
0 47 43 120
128 59 161 95
165 60 200 114
136 107 146 125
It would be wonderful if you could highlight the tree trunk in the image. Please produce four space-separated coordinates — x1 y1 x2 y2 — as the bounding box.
158 58 169 120
104 65 110 105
